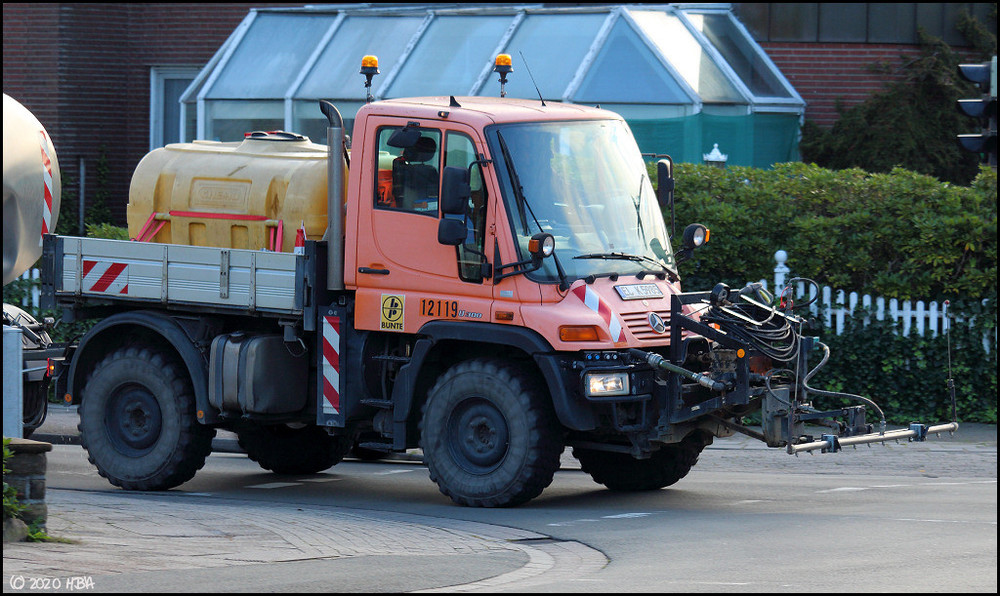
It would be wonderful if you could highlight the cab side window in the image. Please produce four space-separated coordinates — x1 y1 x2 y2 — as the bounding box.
444 132 488 283
374 126 441 215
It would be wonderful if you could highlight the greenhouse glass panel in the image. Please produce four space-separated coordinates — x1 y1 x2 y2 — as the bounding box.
296 15 426 102
205 100 283 142
385 15 513 97
206 13 338 99
630 10 744 103
481 13 607 101
685 12 793 99
574 17 692 105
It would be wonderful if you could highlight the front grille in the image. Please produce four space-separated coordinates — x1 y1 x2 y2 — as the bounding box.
621 310 669 342
621 309 699 343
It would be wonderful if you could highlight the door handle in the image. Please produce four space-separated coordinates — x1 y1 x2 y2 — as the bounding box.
358 267 390 275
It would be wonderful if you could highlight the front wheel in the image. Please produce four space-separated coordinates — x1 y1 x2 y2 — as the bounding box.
420 359 563 507
573 432 710 491
79 345 215 490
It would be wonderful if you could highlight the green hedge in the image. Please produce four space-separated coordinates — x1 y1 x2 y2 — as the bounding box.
660 161 997 424
809 298 996 424
667 162 997 301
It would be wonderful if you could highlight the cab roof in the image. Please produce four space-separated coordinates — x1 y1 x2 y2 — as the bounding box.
356 96 622 128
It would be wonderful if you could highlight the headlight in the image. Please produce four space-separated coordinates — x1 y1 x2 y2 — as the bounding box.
585 371 629 397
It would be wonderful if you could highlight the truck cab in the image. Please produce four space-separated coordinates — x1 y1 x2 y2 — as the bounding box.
348 97 685 347
335 96 714 505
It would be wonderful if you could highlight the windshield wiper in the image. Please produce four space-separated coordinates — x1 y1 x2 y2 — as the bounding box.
496 131 530 233
633 173 646 244
495 131 571 290
573 252 678 282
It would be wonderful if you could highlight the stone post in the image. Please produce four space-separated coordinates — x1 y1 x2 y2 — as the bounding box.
3 438 53 540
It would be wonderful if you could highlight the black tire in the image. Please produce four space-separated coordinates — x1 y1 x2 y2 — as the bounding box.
573 433 709 491
420 358 563 508
237 423 352 475
79 345 215 491
21 380 48 439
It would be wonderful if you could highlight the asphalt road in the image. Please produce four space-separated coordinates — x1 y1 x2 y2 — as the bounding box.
4 406 995 593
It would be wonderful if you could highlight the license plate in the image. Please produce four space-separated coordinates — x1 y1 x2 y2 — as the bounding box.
614 283 663 300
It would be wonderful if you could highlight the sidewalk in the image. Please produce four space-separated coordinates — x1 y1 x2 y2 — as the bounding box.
3 488 607 593
7 405 611 591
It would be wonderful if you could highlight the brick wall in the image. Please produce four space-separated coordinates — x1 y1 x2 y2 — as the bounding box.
3 3 269 226
2 4 62 142
764 42 984 129
762 43 926 128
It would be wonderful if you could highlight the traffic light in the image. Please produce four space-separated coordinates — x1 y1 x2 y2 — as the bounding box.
956 56 997 167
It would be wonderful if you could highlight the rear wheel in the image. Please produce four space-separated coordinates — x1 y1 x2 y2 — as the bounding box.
79 345 215 490
573 432 709 491
237 423 352 475
420 358 563 507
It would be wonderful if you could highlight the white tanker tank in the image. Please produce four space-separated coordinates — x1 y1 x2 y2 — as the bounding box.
3 93 62 437
3 93 61 286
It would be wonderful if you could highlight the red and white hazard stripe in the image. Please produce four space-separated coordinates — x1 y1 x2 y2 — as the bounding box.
82 260 128 295
571 283 625 343
39 130 54 246
322 316 341 415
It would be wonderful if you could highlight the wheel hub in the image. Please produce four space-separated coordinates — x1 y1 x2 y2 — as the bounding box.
449 397 510 474
108 386 162 454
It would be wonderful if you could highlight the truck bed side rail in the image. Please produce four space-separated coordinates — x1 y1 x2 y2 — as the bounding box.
45 235 304 316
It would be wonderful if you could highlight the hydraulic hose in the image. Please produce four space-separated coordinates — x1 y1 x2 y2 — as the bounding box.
804 340 887 432
628 348 727 392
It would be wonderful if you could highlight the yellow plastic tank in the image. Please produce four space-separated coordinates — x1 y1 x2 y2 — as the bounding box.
127 131 345 253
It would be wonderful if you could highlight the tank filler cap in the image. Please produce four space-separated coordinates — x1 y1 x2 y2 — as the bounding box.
243 130 308 142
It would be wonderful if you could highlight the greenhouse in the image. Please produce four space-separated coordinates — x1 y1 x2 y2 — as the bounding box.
181 3 805 167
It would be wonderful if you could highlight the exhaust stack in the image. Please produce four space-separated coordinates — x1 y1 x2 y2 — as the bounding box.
319 100 344 291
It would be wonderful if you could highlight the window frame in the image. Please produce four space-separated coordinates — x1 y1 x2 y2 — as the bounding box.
149 66 200 150
372 125 443 217
443 130 489 284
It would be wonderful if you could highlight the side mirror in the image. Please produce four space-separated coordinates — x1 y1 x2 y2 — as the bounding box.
440 166 471 216
656 158 674 209
438 217 467 246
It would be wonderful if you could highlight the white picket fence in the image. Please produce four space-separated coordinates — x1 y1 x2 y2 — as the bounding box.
760 250 995 352
13 269 42 312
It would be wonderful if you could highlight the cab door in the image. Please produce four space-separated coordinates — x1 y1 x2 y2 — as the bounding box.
353 117 494 334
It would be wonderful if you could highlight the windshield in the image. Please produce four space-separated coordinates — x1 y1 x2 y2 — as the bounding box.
487 119 675 284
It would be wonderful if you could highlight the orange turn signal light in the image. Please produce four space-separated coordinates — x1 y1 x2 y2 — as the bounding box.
559 325 600 342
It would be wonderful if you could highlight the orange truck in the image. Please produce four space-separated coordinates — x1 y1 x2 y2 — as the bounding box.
38 56 957 507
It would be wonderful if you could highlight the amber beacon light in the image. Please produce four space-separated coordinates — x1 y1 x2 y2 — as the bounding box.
361 55 380 102
493 54 513 97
